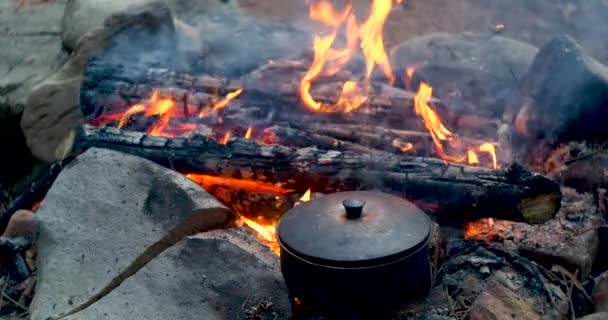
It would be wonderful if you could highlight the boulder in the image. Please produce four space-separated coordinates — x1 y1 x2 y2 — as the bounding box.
29 148 233 320
467 283 539 320
59 230 289 320
61 0 240 51
1 210 35 240
512 35 608 162
578 313 608 320
0 0 68 115
593 271 608 313
390 32 538 118
21 1 176 163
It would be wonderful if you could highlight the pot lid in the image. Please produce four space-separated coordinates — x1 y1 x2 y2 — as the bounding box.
277 191 431 268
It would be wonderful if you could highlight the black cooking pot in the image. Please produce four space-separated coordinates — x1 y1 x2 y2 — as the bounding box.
277 191 433 319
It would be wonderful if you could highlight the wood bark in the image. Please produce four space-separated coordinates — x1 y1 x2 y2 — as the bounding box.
75 125 562 224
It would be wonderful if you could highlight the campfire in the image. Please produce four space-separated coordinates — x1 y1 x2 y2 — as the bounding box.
3 0 608 319
80 0 508 254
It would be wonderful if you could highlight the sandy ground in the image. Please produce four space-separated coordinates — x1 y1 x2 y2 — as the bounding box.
239 0 608 63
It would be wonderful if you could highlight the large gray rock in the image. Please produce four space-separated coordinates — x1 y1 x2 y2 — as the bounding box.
578 313 608 320
61 0 240 51
21 1 177 163
60 230 289 320
512 35 608 163
0 0 68 115
30 148 232 320
390 32 538 117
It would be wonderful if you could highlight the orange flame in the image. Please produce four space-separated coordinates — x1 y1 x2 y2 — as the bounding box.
414 82 465 162
467 150 479 165
405 66 416 91
401 142 413 153
300 189 312 202
186 174 293 195
479 143 497 169
245 127 253 139
300 0 397 113
240 216 280 255
210 88 243 114
219 131 232 144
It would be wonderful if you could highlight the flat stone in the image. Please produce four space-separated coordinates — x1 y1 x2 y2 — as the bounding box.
30 148 232 320
0 0 68 115
60 229 289 320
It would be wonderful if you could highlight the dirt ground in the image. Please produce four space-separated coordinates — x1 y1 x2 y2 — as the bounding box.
239 0 608 63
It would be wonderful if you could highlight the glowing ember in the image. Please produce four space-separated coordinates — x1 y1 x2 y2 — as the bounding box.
219 131 232 145
240 216 280 255
401 142 414 153
479 143 498 169
405 66 416 90
300 0 397 113
245 127 253 139
300 188 312 202
186 174 293 195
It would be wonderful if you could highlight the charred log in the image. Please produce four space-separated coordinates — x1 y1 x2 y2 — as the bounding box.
75 125 562 224
80 57 441 130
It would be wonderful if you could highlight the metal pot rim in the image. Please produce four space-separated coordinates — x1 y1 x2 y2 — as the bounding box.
278 231 431 270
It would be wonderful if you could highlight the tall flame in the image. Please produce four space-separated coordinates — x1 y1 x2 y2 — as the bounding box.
414 82 465 162
300 0 398 113
479 143 497 169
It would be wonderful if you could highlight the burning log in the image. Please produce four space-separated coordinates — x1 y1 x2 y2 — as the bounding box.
79 57 450 134
76 125 562 224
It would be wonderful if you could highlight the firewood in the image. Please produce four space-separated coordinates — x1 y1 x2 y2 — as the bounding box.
75 125 562 225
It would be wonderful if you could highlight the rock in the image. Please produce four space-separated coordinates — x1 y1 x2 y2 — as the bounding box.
593 271 608 313
467 283 539 320
465 188 601 280
21 1 176 163
58 229 289 320
29 148 233 320
578 313 608 320
2 210 35 239
512 35 608 162
61 0 240 51
390 32 538 118
0 0 68 115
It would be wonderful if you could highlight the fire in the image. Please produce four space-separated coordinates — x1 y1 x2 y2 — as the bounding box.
479 143 497 169
219 131 232 144
205 88 243 115
401 142 413 153
94 88 242 139
405 66 416 90
240 216 280 255
186 174 293 195
414 82 465 162
300 188 312 202
245 127 253 139
467 150 479 165
300 0 397 113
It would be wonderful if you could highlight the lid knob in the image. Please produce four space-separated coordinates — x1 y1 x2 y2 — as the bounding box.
342 199 365 219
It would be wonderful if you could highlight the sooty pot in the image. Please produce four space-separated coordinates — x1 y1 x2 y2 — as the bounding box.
277 191 433 319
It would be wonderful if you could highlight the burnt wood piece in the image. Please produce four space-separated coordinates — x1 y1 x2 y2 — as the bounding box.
75 125 562 224
79 58 443 128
